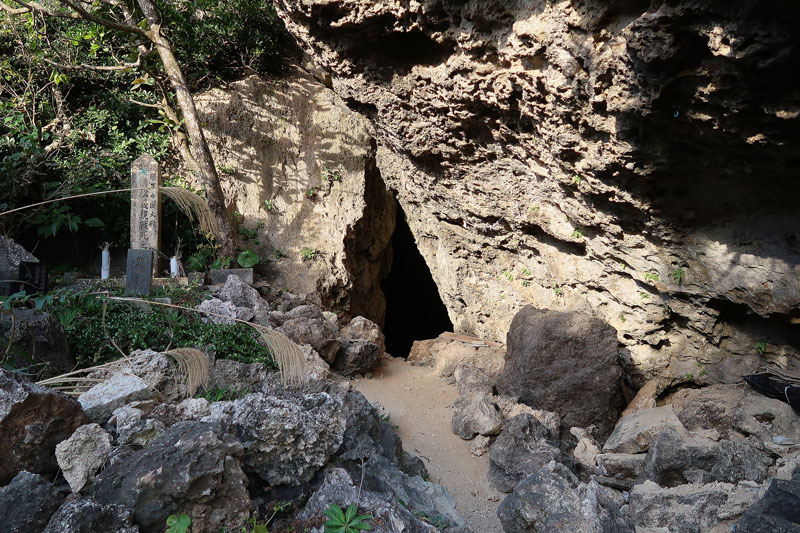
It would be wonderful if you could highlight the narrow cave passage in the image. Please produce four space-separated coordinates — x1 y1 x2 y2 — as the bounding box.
381 204 453 358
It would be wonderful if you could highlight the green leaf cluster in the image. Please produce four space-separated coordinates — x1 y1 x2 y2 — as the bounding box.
323 503 372 532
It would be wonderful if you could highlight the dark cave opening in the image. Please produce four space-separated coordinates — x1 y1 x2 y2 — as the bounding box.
381 204 453 358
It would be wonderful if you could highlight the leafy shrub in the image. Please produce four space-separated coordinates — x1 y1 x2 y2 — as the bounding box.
323 503 371 532
53 295 275 369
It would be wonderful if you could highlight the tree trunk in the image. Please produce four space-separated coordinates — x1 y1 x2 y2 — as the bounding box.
136 0 235 256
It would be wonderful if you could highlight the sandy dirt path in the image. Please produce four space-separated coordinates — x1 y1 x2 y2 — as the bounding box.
352 356 504 533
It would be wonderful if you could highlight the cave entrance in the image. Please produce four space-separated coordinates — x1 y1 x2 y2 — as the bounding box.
381 204 453 358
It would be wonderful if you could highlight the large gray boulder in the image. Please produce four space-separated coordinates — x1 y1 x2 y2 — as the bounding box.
497 461 631 533
0 471 64 533
343 316 386 353
275 305 341 363
204 389 347 485
0 369 89 484
1 309 73 376
488 413 561 493
217 273 269 310
496 307 623 440
90 421 250 533
44 496 138 533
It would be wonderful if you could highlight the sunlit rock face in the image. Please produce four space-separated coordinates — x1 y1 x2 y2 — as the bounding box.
273 0 800 387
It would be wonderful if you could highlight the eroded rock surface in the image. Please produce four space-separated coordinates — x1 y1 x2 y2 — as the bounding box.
273 0 800 387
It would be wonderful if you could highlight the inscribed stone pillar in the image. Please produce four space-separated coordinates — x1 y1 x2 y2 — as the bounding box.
130 154 161 274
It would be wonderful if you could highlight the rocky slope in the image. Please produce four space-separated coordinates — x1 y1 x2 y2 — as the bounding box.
271 0 800 388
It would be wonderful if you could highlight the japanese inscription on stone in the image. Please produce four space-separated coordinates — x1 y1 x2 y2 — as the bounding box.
125 249 153 296
15 261 48 295
130 154 161 273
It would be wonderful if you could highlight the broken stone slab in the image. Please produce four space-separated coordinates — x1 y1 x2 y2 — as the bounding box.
208 268 253 286
44 495 138 533
55 423 113 493
603 404 686 454
0 369 89 484
0 471 64 533
276 310 341 363
630 480 764 532
596 453 647 482
571 427 602 468
196 297 239 324
451 392 503 439
78 373 152 424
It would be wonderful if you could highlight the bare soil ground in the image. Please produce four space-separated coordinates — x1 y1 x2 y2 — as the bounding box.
352 356 504 533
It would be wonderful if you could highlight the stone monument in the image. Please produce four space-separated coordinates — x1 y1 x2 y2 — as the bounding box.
130 154 161 274
125 249 153 296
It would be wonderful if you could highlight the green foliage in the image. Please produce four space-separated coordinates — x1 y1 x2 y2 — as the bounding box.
572 175 581 186
644 272 660 282
305 186 317 199
619 313 626 323
272 248 284 260
756 341 767 356
323 503 372 533
237 249 260 268
321 166 342 183
639 291 650 300
238 222 264 244
49 293 275 369
501 270 514 282
520 267 531 276
553 284 564 297
301 248 318 261
196 385 250 402
571 229 583 239
210 256 232 270
263 199 275 212
684 373 694 381
166 514 191 533
670 267 685 285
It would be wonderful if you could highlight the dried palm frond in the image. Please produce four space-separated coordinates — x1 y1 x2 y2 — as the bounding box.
37 351 155 396
164 348 210 397
255 326 308 387
160 186 219 239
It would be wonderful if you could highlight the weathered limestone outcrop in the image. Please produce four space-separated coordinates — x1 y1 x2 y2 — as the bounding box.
193 67 396 324
273 0 800 386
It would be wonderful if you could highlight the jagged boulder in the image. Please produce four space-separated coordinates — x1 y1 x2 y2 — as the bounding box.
334 339 381 376
90 421 250 533
204 389 347 485
496 307 623 440
0 369 88 484
275 305 341 363
55 423 113 492
78 373 152 424
1 309 73 376
217 274 269 311
497 461 631 532
44 496 138 533
735 466 800 532
603 405 686 454
0 236 38 296
451 392 503 439
454 363 493 396
488 414 561 493
298 467 442 532
630 480 763 532
344 316 385 353
0 471 64 533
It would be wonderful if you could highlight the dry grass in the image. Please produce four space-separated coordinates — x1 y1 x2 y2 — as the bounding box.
164 348 210 397
255 327 308 387
160 186 219 239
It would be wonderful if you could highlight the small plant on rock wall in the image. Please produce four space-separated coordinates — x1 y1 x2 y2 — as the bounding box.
756 341 767 356
321 165 343 183
644 272 660 282
264 199 275 212
619 313 626 323
572 229 583 240
553 284 564 297
237 249 260 268
572 175 581 186
670 267 685 285
273 248 285 260
305 186 317 199
166 514 191 533
301 248 318 262
323 503 372 533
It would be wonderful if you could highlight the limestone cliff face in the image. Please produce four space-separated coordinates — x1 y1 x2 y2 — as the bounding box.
274 1 800 388
194 68 395 323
